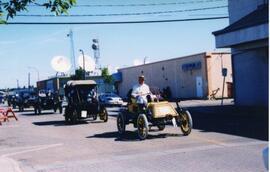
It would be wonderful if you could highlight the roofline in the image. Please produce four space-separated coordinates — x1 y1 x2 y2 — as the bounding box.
213 4 268 36
118 51 230 71
37 76 70 83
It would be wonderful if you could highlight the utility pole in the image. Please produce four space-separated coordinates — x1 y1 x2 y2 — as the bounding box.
79 49 86 80
28 72 31 89
144 56 149 64
220 54 227 106
67 29 76 74
92 39 100 69
28 66 39 81
16 79 19 89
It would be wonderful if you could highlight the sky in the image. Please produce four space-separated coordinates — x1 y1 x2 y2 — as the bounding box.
0 0 229 89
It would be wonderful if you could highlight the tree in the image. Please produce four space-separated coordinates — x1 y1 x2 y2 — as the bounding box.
70 67 85 80
101 68 114 92
0 0 76 23
101 68 113 84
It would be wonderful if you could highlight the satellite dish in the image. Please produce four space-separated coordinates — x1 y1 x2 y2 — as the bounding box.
78 55 96 72
51 56 71 73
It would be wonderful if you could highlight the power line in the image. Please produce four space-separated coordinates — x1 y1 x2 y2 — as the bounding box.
16 6 228 17
6 16 228 25
27 0 226 7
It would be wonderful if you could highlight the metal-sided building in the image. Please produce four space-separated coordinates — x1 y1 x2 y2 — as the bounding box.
37 76 115 95
213 0 268 106
118 52 232 99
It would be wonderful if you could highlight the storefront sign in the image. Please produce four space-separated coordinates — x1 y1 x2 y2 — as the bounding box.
182 61 202 71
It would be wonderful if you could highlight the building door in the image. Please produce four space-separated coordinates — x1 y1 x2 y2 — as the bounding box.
196 76 203 98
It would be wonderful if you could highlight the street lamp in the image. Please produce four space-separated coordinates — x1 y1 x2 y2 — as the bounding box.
79 49 86 80
144 56 149 64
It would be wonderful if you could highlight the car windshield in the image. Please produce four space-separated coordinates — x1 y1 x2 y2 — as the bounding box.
77 88 96 100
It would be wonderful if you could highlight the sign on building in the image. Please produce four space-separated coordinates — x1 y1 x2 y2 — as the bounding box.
182 61 202 71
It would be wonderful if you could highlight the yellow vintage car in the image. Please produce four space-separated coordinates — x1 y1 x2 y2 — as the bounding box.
117 89 192 140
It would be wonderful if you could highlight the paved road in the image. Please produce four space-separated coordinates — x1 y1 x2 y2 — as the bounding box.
0 100 268 172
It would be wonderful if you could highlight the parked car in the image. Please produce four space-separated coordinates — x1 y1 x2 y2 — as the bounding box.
64 80 108 124
99 93 124 107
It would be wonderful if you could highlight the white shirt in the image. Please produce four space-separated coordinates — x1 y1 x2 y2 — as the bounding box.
131 83 151 99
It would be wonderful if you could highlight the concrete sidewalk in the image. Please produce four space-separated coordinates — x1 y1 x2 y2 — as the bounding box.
0 157 22 172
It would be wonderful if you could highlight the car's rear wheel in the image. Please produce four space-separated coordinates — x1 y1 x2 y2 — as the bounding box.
59 106 63 114
70 110 78 124
64 108 70 124
157 124 165 131
137 114 149 140
34 107 37 115
93 114 97 120
19 106 23 112
38 107 41 114
117 112 126 136
53 106 57 113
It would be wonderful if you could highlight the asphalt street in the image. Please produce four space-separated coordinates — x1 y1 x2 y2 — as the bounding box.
0 99 268 172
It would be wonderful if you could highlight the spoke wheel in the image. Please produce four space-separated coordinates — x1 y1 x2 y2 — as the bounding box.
59 106 63 114
100 108 108 122
38 107 41 114
179 110 192 136
137 114 149 140
34 107 37 115
117 112 126 136
70 110 78 124
157 124 165 131
64 108 70 124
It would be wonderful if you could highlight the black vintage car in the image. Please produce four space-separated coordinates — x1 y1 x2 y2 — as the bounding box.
64 80 108 124
12 91 37 112
34 90 62 115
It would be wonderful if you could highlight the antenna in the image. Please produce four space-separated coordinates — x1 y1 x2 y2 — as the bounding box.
78 54 96 72
67 29 76 73
51 56 71 73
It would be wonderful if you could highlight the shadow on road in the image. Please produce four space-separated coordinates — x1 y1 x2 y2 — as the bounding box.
86 131 184 142
20 112 58 116
32 119 105 126
189 105 268 141
33 120 88 126
12 109 34 113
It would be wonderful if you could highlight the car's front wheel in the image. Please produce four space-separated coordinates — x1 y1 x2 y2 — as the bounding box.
137 114 149 140
178 110 192 136
117 112 126 136
99 108 108 122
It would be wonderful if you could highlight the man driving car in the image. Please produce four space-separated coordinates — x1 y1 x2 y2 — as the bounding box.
131 75 151 105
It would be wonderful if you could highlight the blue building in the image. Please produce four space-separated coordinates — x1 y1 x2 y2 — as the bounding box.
213 0 268 106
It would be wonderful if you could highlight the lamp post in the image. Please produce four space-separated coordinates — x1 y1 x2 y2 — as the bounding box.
79 49 86 80
220 54 227 106
144 56 149 64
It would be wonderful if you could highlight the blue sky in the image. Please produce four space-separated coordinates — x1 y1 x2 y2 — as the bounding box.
0 0 229 88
